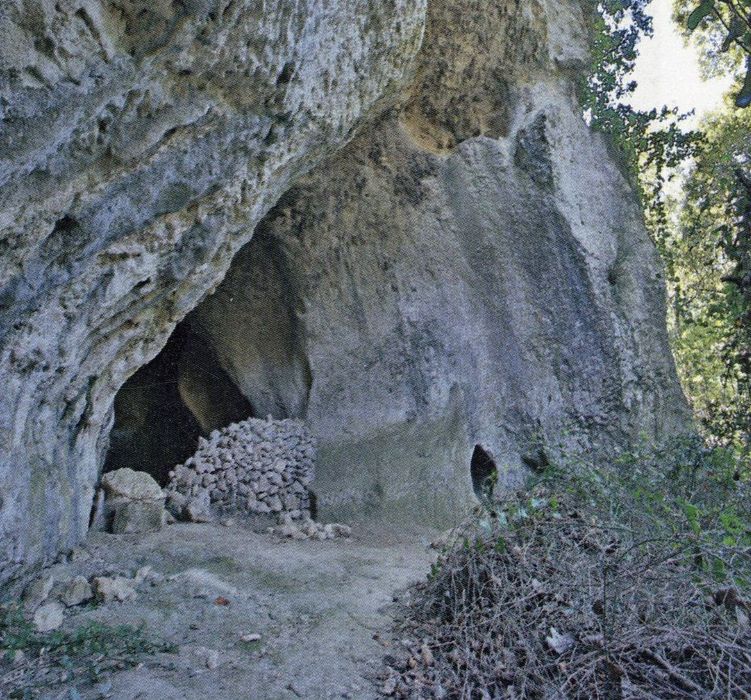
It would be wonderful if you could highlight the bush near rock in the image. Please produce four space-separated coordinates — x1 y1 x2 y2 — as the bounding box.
385 440 751 698
0 600 175 697
165 417 315 522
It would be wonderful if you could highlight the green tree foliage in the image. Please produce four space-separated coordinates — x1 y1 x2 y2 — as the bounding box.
668 108 751 448
582 1 700 234
674 0 751 107
584 2 750 453
663 0 751 449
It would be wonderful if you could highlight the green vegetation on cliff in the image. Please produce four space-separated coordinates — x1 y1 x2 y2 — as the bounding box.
584 0 751 455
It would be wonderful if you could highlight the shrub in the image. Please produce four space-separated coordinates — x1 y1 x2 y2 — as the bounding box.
0 607 176 697
385 438 751 698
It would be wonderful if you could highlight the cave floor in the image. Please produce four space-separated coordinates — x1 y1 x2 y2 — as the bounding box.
43 521 440 699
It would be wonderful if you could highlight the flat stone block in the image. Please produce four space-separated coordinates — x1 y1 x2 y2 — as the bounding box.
110 499 165 534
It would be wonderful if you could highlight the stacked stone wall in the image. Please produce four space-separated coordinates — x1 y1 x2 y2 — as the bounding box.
165 418 315 521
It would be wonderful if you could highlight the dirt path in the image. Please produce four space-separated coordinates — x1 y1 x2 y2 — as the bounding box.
40 521 439 699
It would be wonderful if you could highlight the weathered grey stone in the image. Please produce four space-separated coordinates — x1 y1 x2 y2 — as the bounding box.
135 566 163 586
99 468 165 533
33 602 64 632
185 493 212 523
194 646 221 671
110 499 165 534
166 492 188 514
93 576 137 603
60 575 93 607
0 0 690 579
101 469 164 501
23 575 55 613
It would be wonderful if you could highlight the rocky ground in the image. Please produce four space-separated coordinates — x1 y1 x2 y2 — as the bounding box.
1 520 440 699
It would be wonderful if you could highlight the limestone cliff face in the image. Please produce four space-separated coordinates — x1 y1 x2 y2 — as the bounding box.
185 1 690 523
0 0 688 579
0 0 426 579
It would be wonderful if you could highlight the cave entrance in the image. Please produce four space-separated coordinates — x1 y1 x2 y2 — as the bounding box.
103 224 311 487
103 321 253 486
470 445 497 501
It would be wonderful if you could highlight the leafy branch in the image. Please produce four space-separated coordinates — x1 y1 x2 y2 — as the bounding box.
682 0 751 106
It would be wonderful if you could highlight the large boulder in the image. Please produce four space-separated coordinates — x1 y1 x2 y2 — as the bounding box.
101 468 164 502
100 468 165 534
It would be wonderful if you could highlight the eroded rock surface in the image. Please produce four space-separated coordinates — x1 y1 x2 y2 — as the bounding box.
182 0 690 524
0 0 426 579
0 0 688 580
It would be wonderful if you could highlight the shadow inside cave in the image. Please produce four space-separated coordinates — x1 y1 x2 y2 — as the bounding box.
103 224 312 487
470 445 497 501
103 322 253 485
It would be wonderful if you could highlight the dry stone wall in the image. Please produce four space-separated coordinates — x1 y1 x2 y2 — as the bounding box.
164 418 315 522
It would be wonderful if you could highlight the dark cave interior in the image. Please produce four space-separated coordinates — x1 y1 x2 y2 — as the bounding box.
103 321 253 485
470 445 497 501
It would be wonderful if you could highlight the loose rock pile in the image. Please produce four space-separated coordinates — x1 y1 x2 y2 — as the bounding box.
268 514 352 541
165 418 315 522
19 567 161 631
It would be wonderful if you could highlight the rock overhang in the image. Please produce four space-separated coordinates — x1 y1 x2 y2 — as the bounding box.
0 0 690 582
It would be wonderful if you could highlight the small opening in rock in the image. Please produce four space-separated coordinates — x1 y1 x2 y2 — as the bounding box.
276 61 294 86
470 445 497 501
53 215 78 234
40 215 81 263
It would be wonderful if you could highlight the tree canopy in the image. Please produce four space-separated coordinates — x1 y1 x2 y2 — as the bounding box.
585 0 751 454
675 0 751 107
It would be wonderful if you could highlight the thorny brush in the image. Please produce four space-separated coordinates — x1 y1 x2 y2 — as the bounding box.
384 437 751 699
